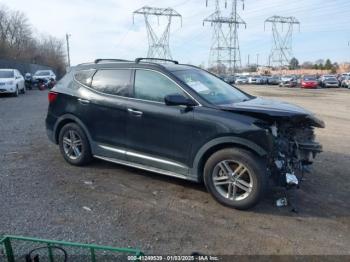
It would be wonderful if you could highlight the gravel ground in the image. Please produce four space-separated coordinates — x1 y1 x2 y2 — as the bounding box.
0 86 349 257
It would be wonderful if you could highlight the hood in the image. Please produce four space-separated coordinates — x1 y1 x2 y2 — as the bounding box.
220 97 325 128
0 78 15 82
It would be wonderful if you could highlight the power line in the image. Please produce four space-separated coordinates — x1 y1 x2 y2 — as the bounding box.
265 15 300 68
133 6 182 60
204 0 246 74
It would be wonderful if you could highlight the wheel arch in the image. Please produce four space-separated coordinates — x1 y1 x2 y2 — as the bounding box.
191 137 267 182
53 114 93 146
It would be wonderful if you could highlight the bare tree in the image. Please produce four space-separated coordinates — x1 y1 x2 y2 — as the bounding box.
0 5 66 77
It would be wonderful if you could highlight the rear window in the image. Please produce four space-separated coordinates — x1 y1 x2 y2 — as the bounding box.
325 77 337 81
303 77 316 81
74 69 96 86
91 69 132 96
35 71 51 76
0 71 14 78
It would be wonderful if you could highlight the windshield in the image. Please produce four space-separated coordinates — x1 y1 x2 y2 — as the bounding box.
0 71 14 78
173 69 250 105
303 76 316 81
35 71 50 76
325 77 337 81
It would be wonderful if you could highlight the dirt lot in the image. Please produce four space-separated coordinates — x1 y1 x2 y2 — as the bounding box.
0 86 349 256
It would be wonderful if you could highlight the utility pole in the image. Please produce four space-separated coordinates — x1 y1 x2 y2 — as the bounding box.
133 6 182 60
247 54 250 67
265 15 300 69
256 53 259 67
204 0 246 75
66 33 71 67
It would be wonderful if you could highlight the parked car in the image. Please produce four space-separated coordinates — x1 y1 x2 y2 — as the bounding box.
33 70 56 81
319 74 334 85
300 76 318 89
341 76 350 88
223 75 236 85
46 58 324 210
260 75 269 84
279 75 297 87
267 75 280 85
248 75 264 85
321 76 339 88
0 69 25 96
235 75 248 84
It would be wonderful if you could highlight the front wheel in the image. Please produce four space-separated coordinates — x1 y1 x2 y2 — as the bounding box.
204 148 267 210
13 86 19 97
58 123 93 166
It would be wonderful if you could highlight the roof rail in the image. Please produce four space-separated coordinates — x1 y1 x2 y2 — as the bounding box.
135 57 179 64
94 59 130 64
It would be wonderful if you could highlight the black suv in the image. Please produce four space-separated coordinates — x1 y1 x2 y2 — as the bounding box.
46 58 324 209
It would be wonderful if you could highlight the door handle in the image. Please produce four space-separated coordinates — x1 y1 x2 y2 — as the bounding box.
78 98 90 105
127 108 143 116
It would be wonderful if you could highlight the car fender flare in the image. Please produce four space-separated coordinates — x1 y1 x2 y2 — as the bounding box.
53 114 93 145
191 136 267 180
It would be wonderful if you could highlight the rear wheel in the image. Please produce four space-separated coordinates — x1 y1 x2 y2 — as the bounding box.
204 148 267 210
58 123 93 166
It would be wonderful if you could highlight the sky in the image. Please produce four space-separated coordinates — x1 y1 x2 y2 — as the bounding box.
1 0 350 67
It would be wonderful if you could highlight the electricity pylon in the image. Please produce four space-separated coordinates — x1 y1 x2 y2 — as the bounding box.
203 0 246 75
133 6 182 60
265 15 300 68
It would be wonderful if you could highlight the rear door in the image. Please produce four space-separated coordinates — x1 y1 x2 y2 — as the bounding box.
125 69 195 175
75 68 133 160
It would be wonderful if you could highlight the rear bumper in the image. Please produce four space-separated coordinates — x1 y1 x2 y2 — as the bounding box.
324 83 339 87
45 112 58 144
46 128 55 143
301 84 318 88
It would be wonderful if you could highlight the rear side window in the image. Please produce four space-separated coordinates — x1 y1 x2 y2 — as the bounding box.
134 69 185 103
91 69 132 96
74 69 96 86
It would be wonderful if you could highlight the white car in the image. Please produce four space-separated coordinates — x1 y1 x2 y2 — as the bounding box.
248 75 264 84
235 76 248 84
0 69 25 96
33 70 56 81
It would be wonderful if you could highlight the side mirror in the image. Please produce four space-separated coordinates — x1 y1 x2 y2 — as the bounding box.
164 94 197 107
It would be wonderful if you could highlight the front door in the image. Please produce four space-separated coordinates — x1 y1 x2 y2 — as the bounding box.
126 69 195 175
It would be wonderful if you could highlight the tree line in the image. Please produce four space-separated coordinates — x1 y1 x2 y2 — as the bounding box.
0 5 66 77
289 57 339 73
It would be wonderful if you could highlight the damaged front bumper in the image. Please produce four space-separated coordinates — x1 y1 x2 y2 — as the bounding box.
268 122 323 188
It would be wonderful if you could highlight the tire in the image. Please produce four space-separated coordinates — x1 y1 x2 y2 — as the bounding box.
58 123 93 166
13 86 19 97
21 86 26 94
203 148 267 210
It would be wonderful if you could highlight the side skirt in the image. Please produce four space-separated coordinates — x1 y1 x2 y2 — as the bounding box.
94 155 198 182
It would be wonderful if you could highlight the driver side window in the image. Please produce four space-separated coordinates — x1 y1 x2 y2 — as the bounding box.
134 69 186 103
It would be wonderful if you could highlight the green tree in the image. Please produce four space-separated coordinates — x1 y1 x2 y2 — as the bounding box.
289 57 299 69
325 59 332 70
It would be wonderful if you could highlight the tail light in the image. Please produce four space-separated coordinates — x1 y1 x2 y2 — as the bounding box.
48 91 58 103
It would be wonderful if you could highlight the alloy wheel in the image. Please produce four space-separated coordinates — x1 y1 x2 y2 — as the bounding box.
62 130 83 160
212 160 253 201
